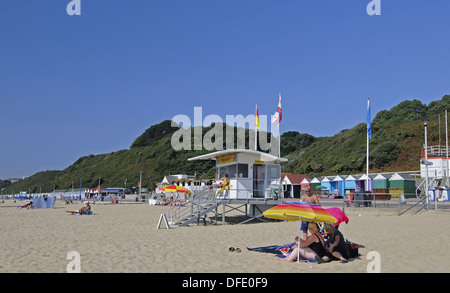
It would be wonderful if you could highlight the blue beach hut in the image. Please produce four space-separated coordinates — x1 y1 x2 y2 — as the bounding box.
332 175 345 197
344 174 358 192
321 177 332 194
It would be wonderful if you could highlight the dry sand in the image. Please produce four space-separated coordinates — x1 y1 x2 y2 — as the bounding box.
1 199 449 273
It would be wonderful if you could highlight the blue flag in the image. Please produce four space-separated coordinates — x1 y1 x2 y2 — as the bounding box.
367 99 372 139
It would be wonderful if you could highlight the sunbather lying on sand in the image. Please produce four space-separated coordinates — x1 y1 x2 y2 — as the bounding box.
18 201 33 209
66 203 91 215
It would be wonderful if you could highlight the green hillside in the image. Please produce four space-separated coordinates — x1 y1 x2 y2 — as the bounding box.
5 95 450 193
284 96 450 176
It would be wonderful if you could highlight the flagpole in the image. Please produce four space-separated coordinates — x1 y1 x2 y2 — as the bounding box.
270 93 282 158
366 127 369 190
79 176 82 199
278 124 281 158
255 104 258 151
366 98 370 191
446 110 449 187
278 93 281 158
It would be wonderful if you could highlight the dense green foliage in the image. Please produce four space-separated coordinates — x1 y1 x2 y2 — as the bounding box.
130 120 178 148
284 95 450 177
5 95 450 194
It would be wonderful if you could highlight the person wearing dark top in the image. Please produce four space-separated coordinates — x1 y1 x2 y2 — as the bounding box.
323 223 350 263
282 222 326 263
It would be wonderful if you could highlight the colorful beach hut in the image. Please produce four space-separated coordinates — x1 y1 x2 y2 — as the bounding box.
372 173 392 194
344 174 358 192
332 175 345 197
309 177 323 190
321 177 332 194
359 174 375 192
388 173 416 198
300 178 311 191
281 173 309 198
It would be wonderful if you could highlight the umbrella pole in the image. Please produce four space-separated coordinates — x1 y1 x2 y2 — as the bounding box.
297 225 301 263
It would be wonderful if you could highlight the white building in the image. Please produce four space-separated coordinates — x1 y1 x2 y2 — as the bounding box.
188 149 287 200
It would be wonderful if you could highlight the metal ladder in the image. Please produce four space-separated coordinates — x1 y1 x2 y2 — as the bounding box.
169 200 225 226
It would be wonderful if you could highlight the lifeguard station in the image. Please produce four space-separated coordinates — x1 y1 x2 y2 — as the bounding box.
168 149 287 226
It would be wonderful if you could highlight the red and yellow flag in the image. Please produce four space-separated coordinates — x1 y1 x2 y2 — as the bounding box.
255 104 260 130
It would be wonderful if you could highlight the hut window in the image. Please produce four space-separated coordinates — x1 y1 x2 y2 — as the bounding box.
238 164 248 178
218 164 238 179
267 165 281 179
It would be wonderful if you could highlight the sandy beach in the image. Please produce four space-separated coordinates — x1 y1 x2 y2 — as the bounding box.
1 198 449 274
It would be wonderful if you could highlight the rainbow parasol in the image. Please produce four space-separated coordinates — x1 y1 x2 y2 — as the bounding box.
263 201 337 223
263 201 337 263
325 207 349 227
158 185 192 194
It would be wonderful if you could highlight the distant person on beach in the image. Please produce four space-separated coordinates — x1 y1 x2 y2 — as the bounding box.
282 222 325 263
66 202 91 215
300 186 321 239
322 223 349 263
19 201 33 209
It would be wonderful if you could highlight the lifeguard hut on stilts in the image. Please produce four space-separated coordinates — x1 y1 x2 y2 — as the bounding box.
168 149 287 226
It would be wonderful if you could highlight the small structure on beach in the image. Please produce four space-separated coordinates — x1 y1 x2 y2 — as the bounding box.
389 173 416 198
332 175 345 197
167 149 288 226
161 174 196 186
300 177 311 191
309 177 323 191
188 149 287 200
321 176 333 194
281 173 309 198
345 174 362 191
359 174 376 192
372 173 393 194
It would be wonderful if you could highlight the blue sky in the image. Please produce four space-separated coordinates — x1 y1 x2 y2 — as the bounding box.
2 0 450 179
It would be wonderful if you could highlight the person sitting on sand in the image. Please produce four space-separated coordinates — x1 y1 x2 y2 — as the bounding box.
66 202 91 215
282 222 326 263
322 223 349 263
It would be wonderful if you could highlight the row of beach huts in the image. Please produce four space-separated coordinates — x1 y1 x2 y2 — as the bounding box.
281 172 418 199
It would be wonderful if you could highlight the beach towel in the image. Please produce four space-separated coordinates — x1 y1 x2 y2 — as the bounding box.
247 242 318 262
247 242 297 254
247 245 284 255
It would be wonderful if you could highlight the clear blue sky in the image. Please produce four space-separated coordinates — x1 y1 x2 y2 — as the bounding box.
2 0 450 179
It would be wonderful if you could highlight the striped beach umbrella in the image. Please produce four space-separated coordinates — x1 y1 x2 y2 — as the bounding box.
158 185 191 194
263 201 337 263
263 201 337 223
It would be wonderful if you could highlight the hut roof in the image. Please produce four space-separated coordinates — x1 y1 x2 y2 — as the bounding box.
188 149 288 162
282 173 309 185
389 173 415 181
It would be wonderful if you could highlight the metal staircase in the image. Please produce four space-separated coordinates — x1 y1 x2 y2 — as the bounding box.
169 200 225 227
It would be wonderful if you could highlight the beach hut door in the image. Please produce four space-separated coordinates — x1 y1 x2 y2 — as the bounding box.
253 164 265 198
